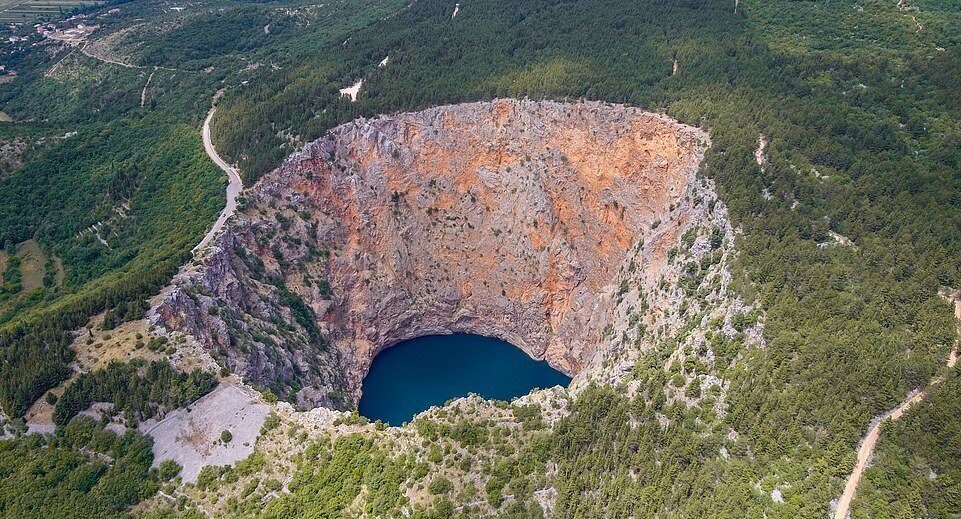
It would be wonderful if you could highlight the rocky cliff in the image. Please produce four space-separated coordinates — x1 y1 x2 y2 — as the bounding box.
157 99 712 409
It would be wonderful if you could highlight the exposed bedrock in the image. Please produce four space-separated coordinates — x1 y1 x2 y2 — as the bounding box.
157 99 711 409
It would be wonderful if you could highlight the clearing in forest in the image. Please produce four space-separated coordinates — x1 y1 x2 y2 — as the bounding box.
16 239 46 292
0 239 65 311
71 312 160 371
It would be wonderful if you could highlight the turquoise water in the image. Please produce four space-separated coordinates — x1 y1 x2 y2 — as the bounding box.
358 334 571 425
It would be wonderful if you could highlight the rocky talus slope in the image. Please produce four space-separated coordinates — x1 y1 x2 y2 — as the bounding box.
157 99 723 409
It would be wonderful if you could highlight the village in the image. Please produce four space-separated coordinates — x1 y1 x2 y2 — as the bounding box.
1 8 115 80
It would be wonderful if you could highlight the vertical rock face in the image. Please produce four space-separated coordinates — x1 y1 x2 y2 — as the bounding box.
158 99 710 408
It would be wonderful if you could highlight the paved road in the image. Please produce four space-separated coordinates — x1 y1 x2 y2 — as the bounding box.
194 98 243 254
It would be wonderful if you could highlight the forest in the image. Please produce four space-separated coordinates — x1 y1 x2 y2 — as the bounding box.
0 0 959 516
851 371 961 517
53 360 217 428
0 47 224 416
0 416 163 517
212 0 960 471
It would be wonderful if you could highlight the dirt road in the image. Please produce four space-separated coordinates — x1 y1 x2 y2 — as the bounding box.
72 40 226 251
140 68 156 107
194 95 243 254
833 295 959 518
79 43 141 69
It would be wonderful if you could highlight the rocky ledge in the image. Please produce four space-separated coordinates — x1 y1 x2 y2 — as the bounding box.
157 99 712 409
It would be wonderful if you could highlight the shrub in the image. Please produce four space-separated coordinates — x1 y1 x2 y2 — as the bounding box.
428 476 452 495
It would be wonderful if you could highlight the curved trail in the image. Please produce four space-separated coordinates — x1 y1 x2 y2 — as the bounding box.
833 296 959 519
79 43 141 69
140 68 156 107
194 94 243 254
146 92 241 316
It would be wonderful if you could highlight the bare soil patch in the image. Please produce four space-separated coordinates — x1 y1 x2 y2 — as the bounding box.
24 379 71 435
140 381 269 483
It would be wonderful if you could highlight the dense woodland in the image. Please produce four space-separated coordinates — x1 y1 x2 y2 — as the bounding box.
0 0 959 516
0 416 164 517
53 360 216 428
852 371 961 517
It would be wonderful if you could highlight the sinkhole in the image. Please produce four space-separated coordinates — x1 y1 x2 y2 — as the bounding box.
157 99 710 411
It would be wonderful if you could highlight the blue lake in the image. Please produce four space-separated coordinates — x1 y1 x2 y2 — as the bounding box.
358 333 571 425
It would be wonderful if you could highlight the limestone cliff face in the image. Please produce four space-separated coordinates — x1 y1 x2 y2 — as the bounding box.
157 99 710 408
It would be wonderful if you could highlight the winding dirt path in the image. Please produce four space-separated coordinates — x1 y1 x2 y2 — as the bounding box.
146 91 242 316
79 43 141 69
76 41 180 72
833 295 960 519
140 68 156 107
194 92 243 254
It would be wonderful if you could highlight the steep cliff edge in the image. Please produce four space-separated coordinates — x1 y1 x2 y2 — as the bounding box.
157 99 713 409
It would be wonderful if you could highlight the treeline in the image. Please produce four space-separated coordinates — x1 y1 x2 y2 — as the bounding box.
0 248 22 297
53 359 217 428
101 298 148 330
0 257 182 417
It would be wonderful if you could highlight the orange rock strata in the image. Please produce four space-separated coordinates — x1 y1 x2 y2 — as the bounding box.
158 99 709 408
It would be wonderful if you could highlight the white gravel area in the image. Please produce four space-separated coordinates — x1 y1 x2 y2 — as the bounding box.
141 382 269 483
339 79 363 102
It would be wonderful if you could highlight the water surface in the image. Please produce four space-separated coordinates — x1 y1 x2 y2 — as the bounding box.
358 334 571 425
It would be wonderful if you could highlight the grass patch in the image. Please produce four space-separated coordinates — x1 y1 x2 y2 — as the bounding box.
16 239 44 293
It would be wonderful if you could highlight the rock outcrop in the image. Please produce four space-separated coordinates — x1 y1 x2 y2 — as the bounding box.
157 99 711 409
